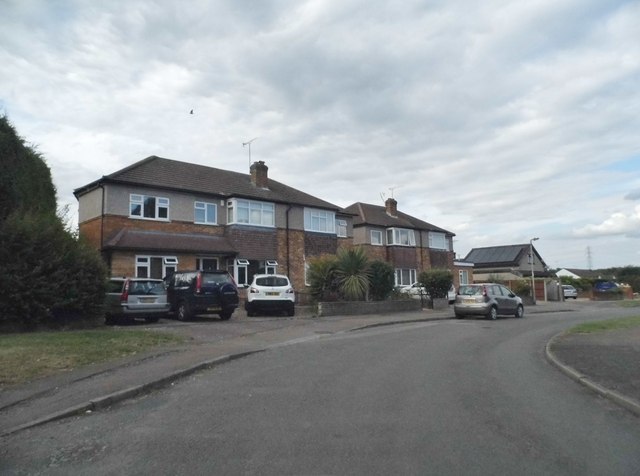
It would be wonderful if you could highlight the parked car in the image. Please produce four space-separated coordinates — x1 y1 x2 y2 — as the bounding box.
105 277 170 325
166 270 239 321
447 285 457 304
397 282 428 298
454 283 524 320
562 284 578 299
399 283 457 304
245 274 295 317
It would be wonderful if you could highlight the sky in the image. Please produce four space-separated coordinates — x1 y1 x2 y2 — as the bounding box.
1 0 639 270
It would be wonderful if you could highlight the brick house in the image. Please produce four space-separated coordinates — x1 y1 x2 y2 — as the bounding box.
343 198 471 288
73 156 352 297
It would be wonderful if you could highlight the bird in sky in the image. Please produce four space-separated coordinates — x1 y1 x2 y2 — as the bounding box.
189 109 194 114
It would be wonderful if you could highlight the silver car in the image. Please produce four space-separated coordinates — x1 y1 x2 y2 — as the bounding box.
562 285 578 299
454 283 524 320
105 278 170 324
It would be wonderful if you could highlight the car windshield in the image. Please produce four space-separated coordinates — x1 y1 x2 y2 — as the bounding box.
255 277 289 287
459 285 483 296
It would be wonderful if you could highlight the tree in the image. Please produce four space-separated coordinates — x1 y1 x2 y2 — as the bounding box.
0 115 107 328
334 247 371 301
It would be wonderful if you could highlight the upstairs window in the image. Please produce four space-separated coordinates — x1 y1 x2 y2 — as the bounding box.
227 199 274 227
194 201 217 225
304 208 336 234
370 230 383 246
336 219 347 237
386 228 415 246
429 232 448 250
130 194 169 221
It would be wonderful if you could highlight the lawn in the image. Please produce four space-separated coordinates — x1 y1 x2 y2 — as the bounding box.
566 315 640 335
0 329 184 386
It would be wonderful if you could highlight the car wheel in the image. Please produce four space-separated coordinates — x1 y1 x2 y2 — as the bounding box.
487 306 498 320
286 305 295 317
219 310 233 320
515 305 524 318
177 302 191 321
105 315 116 326
145 316 160 323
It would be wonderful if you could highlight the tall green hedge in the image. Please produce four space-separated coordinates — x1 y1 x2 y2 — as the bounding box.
0 116 107 329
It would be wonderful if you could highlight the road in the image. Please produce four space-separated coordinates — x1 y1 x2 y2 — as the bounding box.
2 306 640 475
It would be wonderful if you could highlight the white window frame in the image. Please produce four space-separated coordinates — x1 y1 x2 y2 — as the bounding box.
336 219 347 238
194 201 217 225
459 269 469 285
429 232 448 250
135 255 178 279
395 268 417 286
227 199 275 227
234 258 250 286
370 230 383 246
265 259 278 274
196 257 219 271
386 228 416 246
304 208 336 234
129 194 169 221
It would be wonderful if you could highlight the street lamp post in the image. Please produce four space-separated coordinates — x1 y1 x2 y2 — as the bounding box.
530 237 539 304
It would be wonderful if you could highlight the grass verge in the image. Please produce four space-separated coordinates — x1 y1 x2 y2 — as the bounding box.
617 300 640 308
566 315 640 335
0 329 184 386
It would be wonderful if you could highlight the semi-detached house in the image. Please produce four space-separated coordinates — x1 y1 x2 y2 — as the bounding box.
75 156 470 299
74 156 351 300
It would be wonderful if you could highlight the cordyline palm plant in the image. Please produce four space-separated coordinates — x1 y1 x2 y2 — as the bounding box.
334 247 371 301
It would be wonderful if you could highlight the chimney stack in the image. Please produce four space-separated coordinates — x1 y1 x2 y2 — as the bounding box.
385 197 398 217
250 161 268 188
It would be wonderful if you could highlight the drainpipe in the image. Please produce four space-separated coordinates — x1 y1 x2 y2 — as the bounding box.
99 184 105 251
286 204 292 277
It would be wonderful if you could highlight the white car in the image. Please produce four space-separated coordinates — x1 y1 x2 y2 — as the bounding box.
245 274 295 316
397 283 428 298
398 283 456 304
562 284 578 299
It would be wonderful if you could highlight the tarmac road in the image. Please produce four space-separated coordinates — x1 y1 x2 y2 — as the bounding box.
1 306 640 475
0 300 640 434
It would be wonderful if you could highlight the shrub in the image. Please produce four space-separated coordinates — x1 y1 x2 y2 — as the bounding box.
511 280 531 296
369 260 395 301
306 254 339 302
418 269 453 299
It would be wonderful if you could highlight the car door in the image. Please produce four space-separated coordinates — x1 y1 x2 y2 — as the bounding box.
498 285 517 313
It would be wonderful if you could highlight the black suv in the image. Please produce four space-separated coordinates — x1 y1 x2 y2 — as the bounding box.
166 270 239 321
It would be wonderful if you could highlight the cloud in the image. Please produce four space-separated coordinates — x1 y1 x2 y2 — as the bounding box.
625 189 640 200
573 205 640 238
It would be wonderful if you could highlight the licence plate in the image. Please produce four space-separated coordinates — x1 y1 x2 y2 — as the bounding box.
463 298 476 303
207 306 221 312
139 298 156 303
266 292 279 296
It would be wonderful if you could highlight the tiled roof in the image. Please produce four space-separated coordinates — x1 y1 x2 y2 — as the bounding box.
104 229 236 254
75 156 342 211
343 202 453 234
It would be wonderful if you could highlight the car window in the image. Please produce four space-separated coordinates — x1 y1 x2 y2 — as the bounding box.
129 281 166 295
255 277 289 287
499 285 512 296
459 286 482 296
202 273 232 285
490 285 503 296
107 280 124 293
